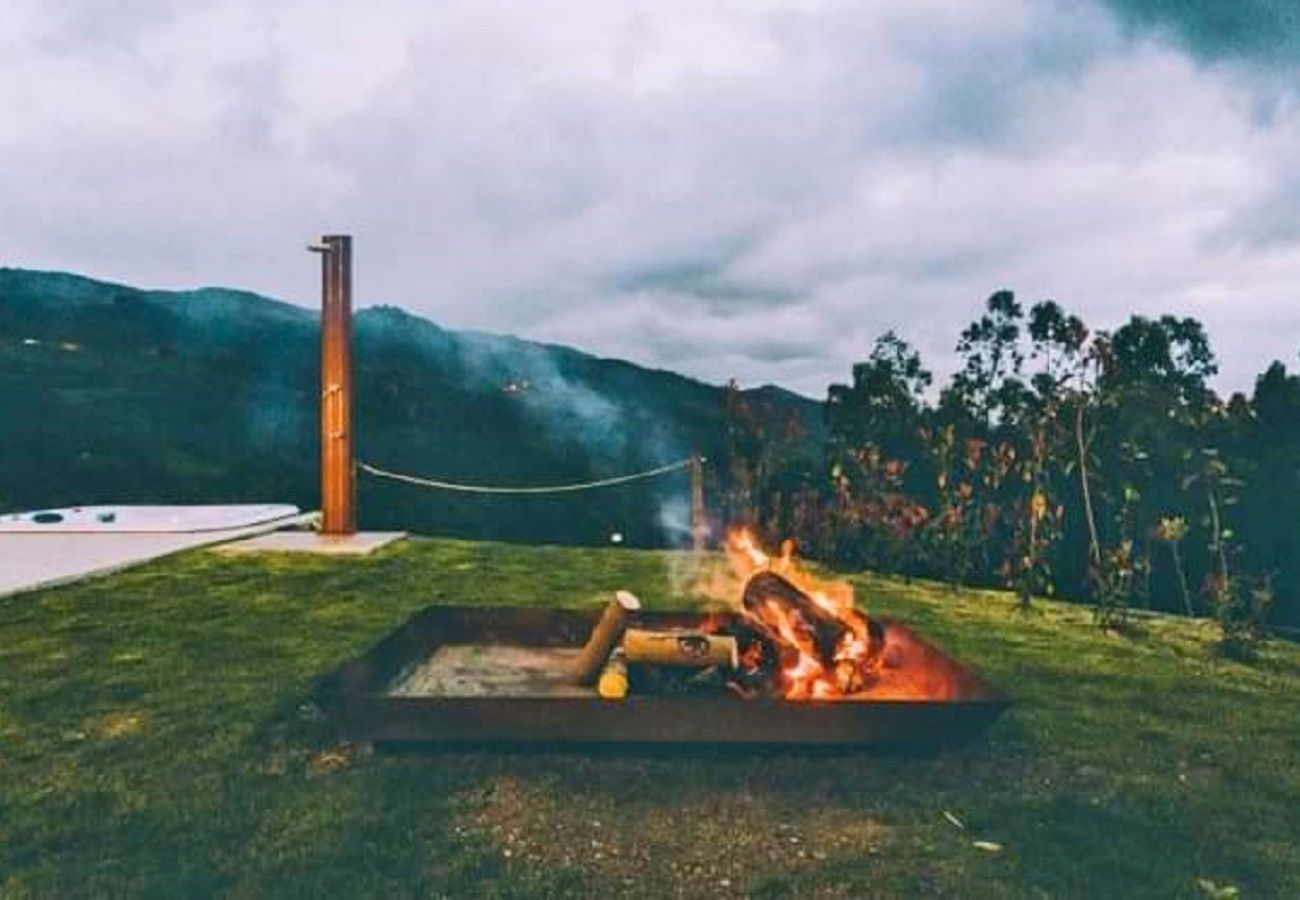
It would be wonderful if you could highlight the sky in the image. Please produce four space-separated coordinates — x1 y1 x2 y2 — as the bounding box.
3 0 1300 398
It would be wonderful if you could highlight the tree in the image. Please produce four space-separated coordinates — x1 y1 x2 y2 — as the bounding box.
824 332 933 571
719 379 810 541
945 290 1029 430
827 331 931 463
1234 360 1300 621
1183 446 1272 657
1100 315 1217 551
1075 315 1220 624
1155 515 1194 617
1004 300 1087 608
793 289 1296 638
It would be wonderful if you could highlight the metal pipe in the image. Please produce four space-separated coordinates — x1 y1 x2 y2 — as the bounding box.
310 235 355 535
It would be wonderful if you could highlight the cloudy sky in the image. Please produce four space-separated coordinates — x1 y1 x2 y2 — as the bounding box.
3 0 1300 396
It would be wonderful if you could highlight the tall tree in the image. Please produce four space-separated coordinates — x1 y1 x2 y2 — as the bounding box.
1005 300 1087 608
1096 315 1219 616
827 330 931 464
824 332 933 569
945 290 1029 430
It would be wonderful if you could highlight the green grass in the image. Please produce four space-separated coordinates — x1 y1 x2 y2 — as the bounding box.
2 538 1298 898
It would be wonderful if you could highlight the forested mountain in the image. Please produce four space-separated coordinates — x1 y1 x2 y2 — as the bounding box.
0 268 822 546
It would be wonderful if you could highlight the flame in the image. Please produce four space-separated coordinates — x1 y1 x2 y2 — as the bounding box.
723 528 884 701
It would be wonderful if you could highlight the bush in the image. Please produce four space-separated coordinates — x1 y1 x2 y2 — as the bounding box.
1210 574 1274 661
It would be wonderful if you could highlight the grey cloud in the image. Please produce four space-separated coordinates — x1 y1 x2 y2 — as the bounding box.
610 262 796 310
1216 164 1300 250
745 338 822 364
3 0 1300 400
1098 0 1300 68
31 0 180 54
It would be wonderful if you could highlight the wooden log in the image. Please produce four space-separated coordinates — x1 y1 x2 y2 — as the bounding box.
623 629 738 668
568 590 641 685
739 571 887 696
727 617 798 696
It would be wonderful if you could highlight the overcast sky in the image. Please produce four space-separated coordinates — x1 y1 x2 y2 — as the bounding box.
3 0 1300 397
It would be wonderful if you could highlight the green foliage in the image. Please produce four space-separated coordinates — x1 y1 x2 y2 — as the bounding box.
1211 575 1276 661
715 378 818 536
920 425 982 587
757 291 1296 639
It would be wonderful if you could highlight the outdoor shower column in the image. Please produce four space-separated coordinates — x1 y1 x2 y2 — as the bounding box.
310 235 356 535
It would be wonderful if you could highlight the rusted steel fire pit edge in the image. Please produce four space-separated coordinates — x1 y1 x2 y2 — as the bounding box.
313 605 1011 748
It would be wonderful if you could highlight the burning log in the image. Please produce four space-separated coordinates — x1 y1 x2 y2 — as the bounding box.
741 571 850 667
737 570 886 697
725 617 798 697
568 590 641 685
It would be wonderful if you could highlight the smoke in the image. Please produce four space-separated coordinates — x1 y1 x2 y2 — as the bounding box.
514 353 632 461
657 494 744 608
656 495 692 548
352 306 709 547
357 305 663 463
660 535 744 611
428 318 691 468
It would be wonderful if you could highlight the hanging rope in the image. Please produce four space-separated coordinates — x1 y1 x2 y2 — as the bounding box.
358 457 700 495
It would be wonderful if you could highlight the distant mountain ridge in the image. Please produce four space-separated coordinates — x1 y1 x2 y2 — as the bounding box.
0 268 823 545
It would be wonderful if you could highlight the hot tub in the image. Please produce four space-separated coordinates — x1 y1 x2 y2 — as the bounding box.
0 504 302 533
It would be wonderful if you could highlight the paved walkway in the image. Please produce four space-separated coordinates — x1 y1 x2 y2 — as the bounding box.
213 530 406 556
0 513 316 599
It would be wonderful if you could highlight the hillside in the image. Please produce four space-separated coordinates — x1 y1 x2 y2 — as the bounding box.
0 539 1297 896
0 268 823 545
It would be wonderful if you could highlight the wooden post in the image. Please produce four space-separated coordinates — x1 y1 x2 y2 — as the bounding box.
311 235 355 535
690 452 707 551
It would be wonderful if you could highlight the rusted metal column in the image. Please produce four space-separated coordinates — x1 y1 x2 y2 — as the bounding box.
310 235 355 535
690 452 707 551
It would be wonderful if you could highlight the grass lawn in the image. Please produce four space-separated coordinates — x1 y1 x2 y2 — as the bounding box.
2 537 1298 898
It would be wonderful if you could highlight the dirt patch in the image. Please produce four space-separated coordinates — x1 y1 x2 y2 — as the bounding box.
458 774 892 897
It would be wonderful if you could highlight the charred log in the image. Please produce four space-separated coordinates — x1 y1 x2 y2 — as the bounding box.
726 617 799 696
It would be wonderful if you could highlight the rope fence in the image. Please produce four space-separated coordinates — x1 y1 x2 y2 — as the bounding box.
358 457 701 495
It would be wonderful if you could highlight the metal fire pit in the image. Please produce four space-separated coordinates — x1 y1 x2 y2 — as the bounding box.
316 606 1009 748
